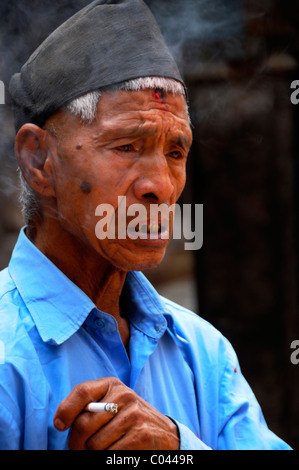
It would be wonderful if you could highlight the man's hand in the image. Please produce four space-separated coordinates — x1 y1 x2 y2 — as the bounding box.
53 377 180 450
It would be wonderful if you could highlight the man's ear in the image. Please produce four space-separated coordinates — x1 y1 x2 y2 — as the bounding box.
15 123 56 197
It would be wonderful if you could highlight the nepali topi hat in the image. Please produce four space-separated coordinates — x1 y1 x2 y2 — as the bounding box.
9 0 184 132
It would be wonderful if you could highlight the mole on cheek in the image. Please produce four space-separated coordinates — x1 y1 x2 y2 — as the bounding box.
80 181 92 194
76 142 83 150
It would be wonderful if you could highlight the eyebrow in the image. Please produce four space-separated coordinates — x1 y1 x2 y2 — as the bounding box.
96 122 192 149
173 135 192 150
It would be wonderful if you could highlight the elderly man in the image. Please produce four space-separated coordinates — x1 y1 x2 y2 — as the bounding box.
0 0 291 450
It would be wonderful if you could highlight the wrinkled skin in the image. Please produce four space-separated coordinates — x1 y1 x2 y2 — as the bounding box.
15 89 192 449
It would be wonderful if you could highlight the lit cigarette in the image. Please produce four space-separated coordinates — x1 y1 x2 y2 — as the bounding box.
85 402 118 413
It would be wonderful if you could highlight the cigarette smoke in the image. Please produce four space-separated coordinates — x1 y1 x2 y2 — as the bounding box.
148 0 244 42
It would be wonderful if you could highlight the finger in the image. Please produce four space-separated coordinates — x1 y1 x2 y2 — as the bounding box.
85 408 132 450
85 397 154 450
68 409 115 450
53 377 116 431
107 432 141 450
106 426 153 451
69 385 134 449
86 424 126 450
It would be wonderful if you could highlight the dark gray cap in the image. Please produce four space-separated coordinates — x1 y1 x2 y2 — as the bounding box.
9 0 184 133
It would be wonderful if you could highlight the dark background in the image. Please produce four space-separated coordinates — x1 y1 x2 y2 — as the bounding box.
0 0 298 449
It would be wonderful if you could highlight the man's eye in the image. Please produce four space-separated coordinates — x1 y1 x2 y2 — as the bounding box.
115 144 135 152
168 150 183 159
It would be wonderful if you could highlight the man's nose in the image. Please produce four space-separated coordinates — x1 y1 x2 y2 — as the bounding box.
133 153 174 204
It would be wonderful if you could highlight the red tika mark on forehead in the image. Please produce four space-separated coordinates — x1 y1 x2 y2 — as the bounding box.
152 88 167 102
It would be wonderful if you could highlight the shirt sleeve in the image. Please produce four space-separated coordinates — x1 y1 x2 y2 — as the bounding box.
171 345 292 451
163 307 292 450
216 343 292 450
174 420 212 450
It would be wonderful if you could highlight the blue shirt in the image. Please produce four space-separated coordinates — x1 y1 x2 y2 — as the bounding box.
0 228 291 450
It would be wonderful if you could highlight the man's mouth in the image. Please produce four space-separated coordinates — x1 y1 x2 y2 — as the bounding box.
139 223 162 234
126 221 169 240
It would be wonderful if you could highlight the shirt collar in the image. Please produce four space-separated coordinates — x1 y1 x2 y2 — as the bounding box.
8 228 168 345
123 271 168 339
9 227 95 345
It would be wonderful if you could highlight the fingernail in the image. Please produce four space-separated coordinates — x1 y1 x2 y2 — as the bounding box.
54 417 66 431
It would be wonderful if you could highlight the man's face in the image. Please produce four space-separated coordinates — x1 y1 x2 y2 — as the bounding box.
46 88 192 271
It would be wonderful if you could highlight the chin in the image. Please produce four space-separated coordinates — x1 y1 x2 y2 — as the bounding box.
108 247 167 272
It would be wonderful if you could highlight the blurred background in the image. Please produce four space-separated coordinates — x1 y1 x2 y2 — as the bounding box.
0 0 298 449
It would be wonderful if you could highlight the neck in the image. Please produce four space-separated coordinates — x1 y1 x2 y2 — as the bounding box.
28 217 130 345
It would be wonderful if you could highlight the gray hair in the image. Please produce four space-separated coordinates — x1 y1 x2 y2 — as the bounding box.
19 77 187 225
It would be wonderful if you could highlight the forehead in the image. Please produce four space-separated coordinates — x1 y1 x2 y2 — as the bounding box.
97 88 189 116
47 89 192 148
92 88 192 141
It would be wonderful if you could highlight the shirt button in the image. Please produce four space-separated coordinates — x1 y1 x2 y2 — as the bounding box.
95 318 105 329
